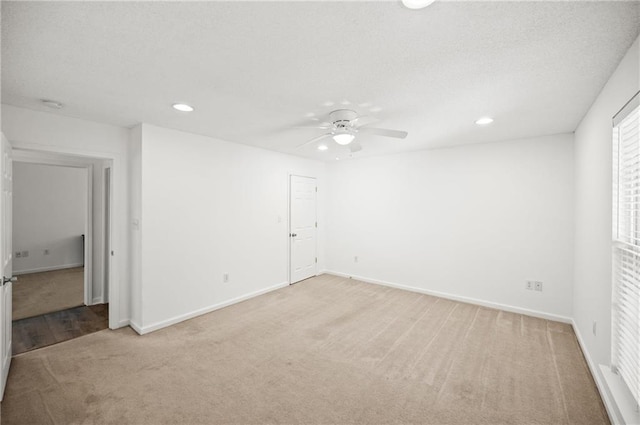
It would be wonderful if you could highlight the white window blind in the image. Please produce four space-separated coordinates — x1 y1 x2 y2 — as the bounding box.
612 91 640 409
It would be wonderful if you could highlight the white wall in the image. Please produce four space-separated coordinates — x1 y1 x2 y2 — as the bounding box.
1 105 131 327
13 163 87 274
326 133 575 320
131 124 326 332
573 35 639 401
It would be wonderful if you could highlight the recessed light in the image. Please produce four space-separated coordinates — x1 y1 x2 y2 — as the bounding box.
402 0 435 10
475 117 494 125
335 157 340 161
172 103 194 112
317 145 328 151
42 100 63 109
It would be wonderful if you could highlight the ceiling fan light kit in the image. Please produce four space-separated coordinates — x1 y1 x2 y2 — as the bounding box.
333 133 355 145
402 0 435 10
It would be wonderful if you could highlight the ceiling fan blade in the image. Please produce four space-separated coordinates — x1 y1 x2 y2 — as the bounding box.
296 133 331 149
352 115 378 128
349 141 362 153
292 125 332 130
358 127 408 139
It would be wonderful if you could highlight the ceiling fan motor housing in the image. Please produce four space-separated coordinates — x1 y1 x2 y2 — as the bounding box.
334 120 353 131
329 109 358 126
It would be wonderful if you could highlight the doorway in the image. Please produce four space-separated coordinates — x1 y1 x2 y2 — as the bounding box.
289 175 317 284
10 154 111 354
12 163 87 320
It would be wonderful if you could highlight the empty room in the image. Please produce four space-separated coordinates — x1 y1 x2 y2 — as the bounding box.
0 1 639 424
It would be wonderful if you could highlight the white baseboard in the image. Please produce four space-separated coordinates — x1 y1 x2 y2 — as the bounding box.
134 281 289 335
112 318 130 330
324 270 572 324
91 297 104 305
129 320 143 334
571 319 622 425
14 263 84 275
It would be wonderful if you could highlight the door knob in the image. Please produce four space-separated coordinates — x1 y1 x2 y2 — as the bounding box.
2 276 17 286
290 233 297 237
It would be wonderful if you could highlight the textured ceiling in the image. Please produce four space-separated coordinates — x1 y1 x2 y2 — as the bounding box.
2 1 639 160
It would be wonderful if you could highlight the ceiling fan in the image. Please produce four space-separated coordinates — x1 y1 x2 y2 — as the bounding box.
295 109 408 153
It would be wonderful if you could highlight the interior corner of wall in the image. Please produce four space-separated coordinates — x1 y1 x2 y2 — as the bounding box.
128 319 143 335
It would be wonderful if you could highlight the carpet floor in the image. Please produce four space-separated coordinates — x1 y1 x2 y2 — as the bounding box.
1 274 608 424
12 267 84 321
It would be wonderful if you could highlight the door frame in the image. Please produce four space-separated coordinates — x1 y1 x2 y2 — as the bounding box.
287 173 318 285
6 142 120 329
103 166 111 303
0 133 13 400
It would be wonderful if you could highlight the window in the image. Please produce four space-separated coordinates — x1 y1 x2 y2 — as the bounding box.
612 91 640 408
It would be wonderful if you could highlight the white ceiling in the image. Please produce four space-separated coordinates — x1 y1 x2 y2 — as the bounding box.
2 1 639 160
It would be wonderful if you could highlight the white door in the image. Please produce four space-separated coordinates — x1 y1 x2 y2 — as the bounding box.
290 175 317 284
0 133 13 400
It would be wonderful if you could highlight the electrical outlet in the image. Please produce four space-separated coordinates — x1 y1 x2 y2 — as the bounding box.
593 321 597 336
44 249 50 255
525 280 534 290
354 256 358 263
15 251 21 258
21 250 29 258
223 273 229 283
534 281 543 291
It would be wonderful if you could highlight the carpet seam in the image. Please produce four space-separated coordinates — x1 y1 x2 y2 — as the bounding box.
547 324 572 425
434 305 482 404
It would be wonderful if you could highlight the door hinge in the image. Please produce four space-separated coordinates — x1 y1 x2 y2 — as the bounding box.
315 221 317 228
315 257 317 263
315 187 318 192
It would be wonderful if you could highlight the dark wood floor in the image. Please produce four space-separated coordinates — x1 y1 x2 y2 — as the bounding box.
12 304 109 355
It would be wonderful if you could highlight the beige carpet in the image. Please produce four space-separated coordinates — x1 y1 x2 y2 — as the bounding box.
2 274 608 425
12 267 84 321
